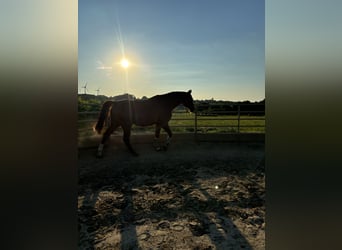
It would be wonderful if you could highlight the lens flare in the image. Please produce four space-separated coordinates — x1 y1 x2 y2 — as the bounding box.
120 59 130 68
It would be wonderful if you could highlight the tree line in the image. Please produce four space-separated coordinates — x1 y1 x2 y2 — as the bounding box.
78 94 265 115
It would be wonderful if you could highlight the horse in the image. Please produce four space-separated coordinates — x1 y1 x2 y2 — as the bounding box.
94 90 195 157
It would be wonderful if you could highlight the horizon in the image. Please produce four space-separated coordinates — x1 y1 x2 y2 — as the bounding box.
78 92 265 103
79 1 265 102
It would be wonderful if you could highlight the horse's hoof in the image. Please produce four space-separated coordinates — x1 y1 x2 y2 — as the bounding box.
96 153 103 158
155 146 161 151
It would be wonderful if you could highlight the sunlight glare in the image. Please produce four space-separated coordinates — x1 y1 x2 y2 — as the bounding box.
120 58 130 68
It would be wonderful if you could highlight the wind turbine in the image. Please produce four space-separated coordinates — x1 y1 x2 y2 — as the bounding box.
96 88 100 96
82 82 88 95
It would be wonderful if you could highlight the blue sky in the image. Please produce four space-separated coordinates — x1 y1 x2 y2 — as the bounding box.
79 0 264 101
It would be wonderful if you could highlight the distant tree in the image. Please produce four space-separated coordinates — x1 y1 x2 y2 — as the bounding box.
112 93 136 101
78 95 105 112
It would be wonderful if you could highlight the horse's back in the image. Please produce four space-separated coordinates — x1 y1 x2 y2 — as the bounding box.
110 99 171 126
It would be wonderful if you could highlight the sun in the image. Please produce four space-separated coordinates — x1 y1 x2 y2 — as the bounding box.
120 58 130 68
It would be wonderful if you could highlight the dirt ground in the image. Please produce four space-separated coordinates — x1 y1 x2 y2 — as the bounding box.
78 139 265 250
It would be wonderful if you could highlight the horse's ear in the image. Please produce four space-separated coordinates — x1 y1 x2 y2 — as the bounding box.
188 90 192 94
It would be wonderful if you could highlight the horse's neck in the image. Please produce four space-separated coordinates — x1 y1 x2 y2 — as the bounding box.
165 97 182 111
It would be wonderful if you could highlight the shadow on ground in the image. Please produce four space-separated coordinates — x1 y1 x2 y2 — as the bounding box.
78 141 265 249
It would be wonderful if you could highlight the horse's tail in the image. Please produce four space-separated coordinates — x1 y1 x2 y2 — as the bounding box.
94 101 113 134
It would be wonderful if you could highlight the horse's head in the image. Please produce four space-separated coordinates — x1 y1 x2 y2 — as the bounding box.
182 90 195 113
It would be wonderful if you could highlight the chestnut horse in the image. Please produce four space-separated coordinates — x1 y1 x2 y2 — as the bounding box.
94 90 195 157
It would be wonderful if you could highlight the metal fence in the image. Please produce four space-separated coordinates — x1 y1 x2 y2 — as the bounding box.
194 103 265 134
78 103 265 140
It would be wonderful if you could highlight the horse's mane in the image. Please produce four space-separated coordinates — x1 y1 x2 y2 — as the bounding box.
149 91 185 101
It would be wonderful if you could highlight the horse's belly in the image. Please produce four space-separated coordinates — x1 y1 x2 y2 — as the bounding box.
135 119 154 126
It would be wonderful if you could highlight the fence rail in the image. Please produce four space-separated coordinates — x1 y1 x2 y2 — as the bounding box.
78 104 265 139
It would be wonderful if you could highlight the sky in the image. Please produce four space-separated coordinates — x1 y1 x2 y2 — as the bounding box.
79 0 264 101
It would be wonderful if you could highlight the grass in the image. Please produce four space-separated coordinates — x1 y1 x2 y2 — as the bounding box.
78 112 265 139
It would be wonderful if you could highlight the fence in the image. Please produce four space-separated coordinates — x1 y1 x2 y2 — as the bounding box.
78 103 265 141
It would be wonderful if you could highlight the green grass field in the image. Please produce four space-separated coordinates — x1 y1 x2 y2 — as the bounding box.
78 112 265 138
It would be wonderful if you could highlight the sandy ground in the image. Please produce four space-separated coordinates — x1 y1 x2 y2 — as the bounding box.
78 139 265 250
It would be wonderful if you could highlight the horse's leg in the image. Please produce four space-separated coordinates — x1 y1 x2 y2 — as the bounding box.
162 124 173 150
122 124 138 156
153 125 162 151
97 125 115 158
